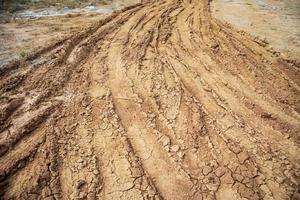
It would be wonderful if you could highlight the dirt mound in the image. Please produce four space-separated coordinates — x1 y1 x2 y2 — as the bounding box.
0 0 299 199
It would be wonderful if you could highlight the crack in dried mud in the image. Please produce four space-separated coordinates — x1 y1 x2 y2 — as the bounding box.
0 0 299 199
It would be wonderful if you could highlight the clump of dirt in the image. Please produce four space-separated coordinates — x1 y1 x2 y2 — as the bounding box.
0 0 299 199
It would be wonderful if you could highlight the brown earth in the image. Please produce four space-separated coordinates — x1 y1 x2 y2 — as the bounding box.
211 0 300 61
0 13 106 65
0 0 299 199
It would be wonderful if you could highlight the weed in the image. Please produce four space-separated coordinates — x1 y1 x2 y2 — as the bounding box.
19 50 27 58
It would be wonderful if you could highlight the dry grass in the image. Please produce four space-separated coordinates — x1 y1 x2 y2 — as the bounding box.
1 0 110 12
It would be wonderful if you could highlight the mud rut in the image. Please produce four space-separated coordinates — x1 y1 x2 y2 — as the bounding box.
0 0 300 199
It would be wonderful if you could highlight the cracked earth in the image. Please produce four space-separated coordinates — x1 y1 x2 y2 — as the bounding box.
0 0 299 199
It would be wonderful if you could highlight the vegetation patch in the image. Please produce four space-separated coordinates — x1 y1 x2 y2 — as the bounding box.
0 0 111 13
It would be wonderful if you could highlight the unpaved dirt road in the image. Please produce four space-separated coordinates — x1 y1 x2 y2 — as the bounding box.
0 0 299 199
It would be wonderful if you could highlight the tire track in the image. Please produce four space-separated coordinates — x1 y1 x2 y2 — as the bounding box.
0 0 299 199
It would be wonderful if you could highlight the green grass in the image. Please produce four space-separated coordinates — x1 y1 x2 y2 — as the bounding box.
19 50 27 58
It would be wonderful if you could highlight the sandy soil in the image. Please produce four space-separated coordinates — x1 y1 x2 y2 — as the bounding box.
0 13 106 66
211 0 300 61
0 0 299 199
0 0 140 66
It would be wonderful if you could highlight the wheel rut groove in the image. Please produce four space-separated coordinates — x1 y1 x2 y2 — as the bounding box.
0 0 299 199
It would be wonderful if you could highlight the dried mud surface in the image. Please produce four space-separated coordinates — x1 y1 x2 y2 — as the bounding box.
0 0 300 199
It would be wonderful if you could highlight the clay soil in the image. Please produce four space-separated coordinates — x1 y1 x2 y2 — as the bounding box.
0 0 299 199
